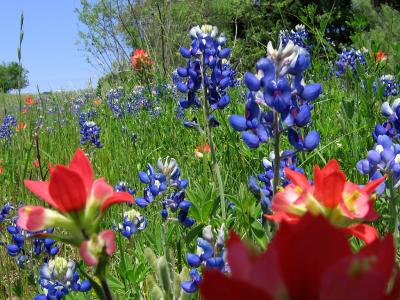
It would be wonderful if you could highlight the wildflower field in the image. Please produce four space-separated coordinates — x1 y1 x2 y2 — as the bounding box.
1 1 400 299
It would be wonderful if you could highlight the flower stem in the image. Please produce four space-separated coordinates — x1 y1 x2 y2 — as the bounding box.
100 277 113 300
272 110 281 194
389 176 399 242
200 57 226 220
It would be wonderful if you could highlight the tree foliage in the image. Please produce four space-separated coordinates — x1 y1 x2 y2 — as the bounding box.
0 62 28 93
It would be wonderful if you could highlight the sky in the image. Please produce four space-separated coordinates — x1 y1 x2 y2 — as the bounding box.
0 0 100 93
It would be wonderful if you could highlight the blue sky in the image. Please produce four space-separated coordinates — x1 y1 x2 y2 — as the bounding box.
0 1 100 93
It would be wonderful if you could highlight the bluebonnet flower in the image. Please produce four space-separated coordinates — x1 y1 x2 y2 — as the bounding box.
379 75 399 98
79 111 103 148
137 158 188 205
334 48 366 77
136 158 194 227
357 99 400 192
107 88 125 118
229 41 321 151
0 115 17 141
0 202 14 222
181 224 226 293
36 257 91 299
114 180 136 195
161 190 195 227
116 209 147 239
1 209 58 270
4 222 58 260
279 24 311 50
249 151 304 214
176 25 236 125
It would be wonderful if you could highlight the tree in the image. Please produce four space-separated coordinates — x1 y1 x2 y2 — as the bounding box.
0 62 29 93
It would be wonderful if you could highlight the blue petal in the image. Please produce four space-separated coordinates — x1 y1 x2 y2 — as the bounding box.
304 130 320 150
138 171 150 184
367 150 381 165
135 197 150 208
179 47 191 58
295 105 311 127
302 83 322 101
244 72 260 91
242 131 260 148
177 82 188 93
186 253 201 268
218 48 231 58
181 280 198 293
229 115 247 131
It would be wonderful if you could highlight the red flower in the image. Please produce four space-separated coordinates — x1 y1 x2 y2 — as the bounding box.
18 149 134 230
267 160 385 243
200 214 400 300
131 49 153 71
197 143 211 153
25 95 35 106
376 50 388 62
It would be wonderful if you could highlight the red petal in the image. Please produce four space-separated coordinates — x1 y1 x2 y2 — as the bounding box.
226 231 254 280
359 235 395 283
313 162 346 208
320 235 396 300
344 224 379 244
200 269 272 300
24 180 61 210
265 211 300 224
284 167 310 189
49 165 87 213
362 176 386 195
69 148 94 195
100 192 134 213
273 213 352 299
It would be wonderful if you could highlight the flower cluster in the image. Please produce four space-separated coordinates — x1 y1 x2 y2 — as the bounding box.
0 114 17 141
268 159 385 243
200 214 400 300
279 24 311 50
130 49 153 72
114 180 136 195
176 25 236 124
161 190 195 227
116 209 147 239
107 88 125 118
17 149 134 265
35 257 91 300
379 75 399 98
249 151 304 214
181 224 226 293
357 98 400 191
136 158 194 227
334 48 366 77
229 40 321 150
0 202 14 222
79 110 103 148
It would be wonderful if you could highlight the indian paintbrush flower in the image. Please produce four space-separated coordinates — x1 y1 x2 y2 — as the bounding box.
17 148 134 265
200 214 400 300
268 159 385 243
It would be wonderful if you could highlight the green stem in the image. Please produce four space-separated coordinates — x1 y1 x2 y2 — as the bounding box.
200 56 226 220
389 176 399 242
272 110 281 194
100 277 113 300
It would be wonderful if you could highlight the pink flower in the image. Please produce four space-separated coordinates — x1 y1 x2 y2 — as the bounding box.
80 230 116 265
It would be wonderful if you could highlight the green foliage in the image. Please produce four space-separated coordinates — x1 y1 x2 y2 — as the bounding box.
0 62 28 93
351 1 400 74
